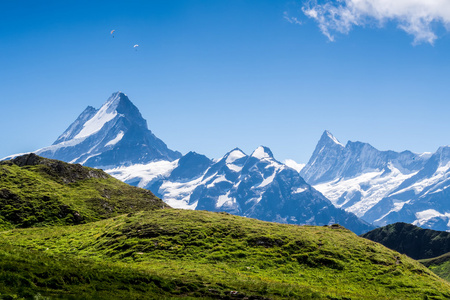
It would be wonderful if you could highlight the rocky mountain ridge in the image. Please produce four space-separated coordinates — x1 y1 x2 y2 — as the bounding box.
108 146 373 234
6 92 373 234
302 131 450 231
35 92 181 167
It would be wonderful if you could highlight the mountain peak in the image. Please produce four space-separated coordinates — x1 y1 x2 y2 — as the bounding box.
319 130 344 147
224 148 247 164
103 91 135 113
227 147 245 155
435 145 450 165
250 146 274 160
36 92 181 167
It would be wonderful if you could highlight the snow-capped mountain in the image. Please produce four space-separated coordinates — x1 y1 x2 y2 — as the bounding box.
301 131 450 231
107 146 373 234
35 92 181 167
301 131 429 185
5 92 374 234
364 145 450 230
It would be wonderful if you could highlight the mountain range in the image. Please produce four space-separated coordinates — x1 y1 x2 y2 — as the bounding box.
301 131 450 231
4 91 449 232
9 92 372 234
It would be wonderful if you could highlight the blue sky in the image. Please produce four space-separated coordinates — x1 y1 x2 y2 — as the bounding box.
1 0 450 163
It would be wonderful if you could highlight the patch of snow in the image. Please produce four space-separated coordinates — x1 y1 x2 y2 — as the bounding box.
216 191 235 208
415 209 442 220
74 96 119 139
251 146 270 160
245 192 264 204
226 149 246 164
106 160 178 188
391 161 450 196
159 176 207 210
412 209 450 227
105 131 124 147
165 198 198 210
258 169 279 188
326 131 344 147
227 164 243 172
418 152 433 159
158 173 216 210
35 137 88 154
314 163 417 217
222 149 246 172
293 187 308 194
78 153 102 165
374 200 411 223
284 159 305 172
206 175 230 188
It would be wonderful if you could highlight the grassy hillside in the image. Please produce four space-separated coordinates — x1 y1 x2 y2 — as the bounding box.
361 222 450 260
420 252 450 282
0 154 168 229
1 209 449 299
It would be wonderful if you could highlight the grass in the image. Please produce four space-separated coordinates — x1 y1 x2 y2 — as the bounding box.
0 156 167 229
1 209 450 299
420 252 450 282
1 155 449 299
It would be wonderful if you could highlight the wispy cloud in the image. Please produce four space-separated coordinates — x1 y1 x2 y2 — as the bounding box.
301 0 450 44
284 11 302 25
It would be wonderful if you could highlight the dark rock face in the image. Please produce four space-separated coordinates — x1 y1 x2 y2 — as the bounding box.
169 152 212 181
6 153 109 184
10 152 43 167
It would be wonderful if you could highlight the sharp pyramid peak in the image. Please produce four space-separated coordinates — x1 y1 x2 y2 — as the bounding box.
102 91 133 111
319 130 344 147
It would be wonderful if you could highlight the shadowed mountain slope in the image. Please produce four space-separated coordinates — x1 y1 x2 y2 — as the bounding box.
361 222 450 260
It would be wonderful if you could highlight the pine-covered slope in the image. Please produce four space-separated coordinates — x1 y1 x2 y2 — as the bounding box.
1 209 449 299
0 153 168 229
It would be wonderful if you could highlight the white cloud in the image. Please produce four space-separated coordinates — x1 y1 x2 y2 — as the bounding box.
284 11 302 25
302 0 450 44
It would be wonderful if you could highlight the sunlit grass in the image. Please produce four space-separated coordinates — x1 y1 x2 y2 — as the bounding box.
1 209 449 299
